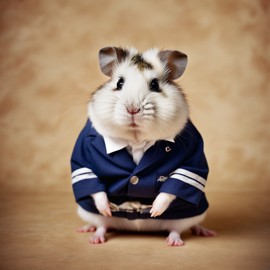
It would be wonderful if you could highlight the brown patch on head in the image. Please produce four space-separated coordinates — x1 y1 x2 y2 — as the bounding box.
131 54 153 71
114 47 129 63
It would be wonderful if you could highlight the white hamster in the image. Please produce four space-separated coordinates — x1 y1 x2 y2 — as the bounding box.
71 46 216 246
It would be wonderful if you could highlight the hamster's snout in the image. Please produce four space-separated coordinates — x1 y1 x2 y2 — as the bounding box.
126 106 140 115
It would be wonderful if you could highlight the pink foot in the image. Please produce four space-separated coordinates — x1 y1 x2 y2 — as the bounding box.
89 226 107 244
191 225 217 237
166 231 185 247
76 224 96 233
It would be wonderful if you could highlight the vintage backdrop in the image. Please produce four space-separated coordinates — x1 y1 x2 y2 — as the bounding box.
0 1 269 269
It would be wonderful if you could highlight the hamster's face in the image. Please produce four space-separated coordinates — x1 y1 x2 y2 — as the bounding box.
88 47 189 143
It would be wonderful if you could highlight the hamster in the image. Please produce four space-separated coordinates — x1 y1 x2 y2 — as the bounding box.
71 46 216 246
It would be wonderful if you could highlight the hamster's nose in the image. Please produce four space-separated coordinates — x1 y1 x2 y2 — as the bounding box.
126 106 140 115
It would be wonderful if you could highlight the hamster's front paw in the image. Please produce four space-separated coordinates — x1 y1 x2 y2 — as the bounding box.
91 192 112 217
150 192 176 217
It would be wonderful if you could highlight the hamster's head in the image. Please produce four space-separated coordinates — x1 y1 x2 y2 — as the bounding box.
88 47 189 143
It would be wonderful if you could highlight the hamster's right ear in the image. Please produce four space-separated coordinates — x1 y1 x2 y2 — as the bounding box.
99 47 128 77
158 50 188 80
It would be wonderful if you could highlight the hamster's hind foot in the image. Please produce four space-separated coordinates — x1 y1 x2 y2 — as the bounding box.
89 226 107 244
166 231 185 247
191 225 217 237
76 224 96 233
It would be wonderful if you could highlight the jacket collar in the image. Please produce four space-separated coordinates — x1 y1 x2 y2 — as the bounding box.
103 136 174 154
87 121 174 154
87 120 176 173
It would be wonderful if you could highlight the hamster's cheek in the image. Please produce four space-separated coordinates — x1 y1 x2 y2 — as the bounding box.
113 102 129 125
152 98 171 121
156 94 183 120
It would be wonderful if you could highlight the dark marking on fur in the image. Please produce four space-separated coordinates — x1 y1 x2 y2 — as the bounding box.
115 48 129 63
131 54 153 70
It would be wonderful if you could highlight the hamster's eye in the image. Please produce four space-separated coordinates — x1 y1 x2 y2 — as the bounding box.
150 78 160 92
116 77 124 90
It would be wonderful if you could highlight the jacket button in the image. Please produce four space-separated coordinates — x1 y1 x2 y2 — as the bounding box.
130 176 139 185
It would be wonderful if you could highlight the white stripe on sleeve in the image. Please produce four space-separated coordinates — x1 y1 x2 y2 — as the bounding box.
72 173 97 184
169 174 205 191
71 168 92 178
171 168 206 186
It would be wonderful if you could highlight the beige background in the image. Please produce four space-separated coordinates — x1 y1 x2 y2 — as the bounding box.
0 1 269 269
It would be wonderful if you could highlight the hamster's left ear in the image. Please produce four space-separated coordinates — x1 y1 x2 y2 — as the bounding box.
158 50 188 80
99 47 128 77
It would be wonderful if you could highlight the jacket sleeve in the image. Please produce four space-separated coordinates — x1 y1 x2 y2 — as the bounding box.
159 121 209 206
70 122 105 202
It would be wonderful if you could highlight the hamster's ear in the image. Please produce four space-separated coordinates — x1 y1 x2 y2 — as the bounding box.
158 50 188 80
99 47 128 77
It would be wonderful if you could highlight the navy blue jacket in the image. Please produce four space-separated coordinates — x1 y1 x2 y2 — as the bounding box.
70 120 209 220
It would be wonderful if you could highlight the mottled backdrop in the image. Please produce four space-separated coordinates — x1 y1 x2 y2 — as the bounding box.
0 0 269 193
1 1 270 270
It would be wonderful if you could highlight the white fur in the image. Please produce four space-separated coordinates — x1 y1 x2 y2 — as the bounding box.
150 192 176 217
88 48 189 143
78 205 206 233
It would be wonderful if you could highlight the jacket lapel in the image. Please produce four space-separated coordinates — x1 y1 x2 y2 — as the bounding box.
87 123 175 174
90 132 136 172
134 141 176 174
